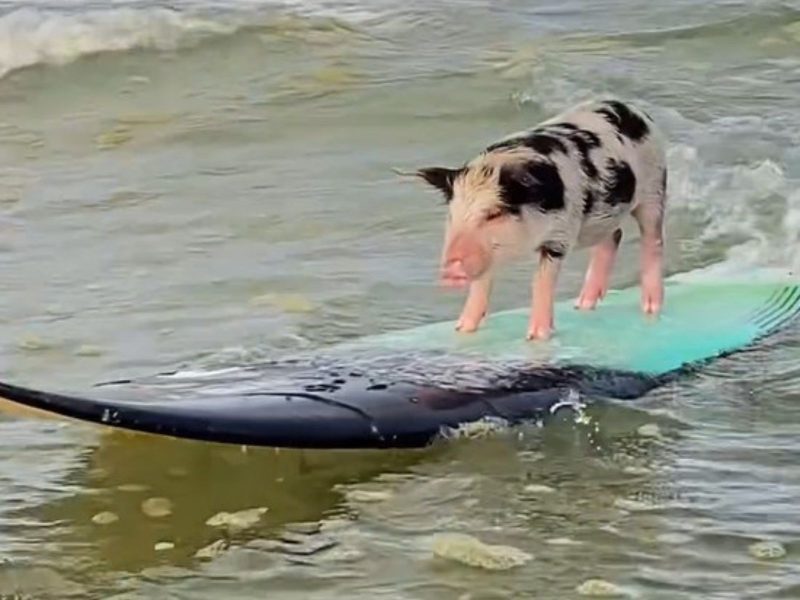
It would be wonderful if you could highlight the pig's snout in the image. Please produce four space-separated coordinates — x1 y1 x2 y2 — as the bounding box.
440 259 470 288
440 231 490 288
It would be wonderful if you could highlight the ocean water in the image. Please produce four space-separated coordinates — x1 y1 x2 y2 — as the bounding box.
2 0 800 597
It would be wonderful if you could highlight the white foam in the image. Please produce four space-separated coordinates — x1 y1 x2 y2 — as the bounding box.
523 88 800 283
0 6 242 79
780 188 800 273
664 124 800 282
0 0 389 80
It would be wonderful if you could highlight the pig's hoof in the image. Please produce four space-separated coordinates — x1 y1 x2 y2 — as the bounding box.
575 289 605 311
526 324 553 341
642 300 662 316
641 289 663 315
456 315 484 333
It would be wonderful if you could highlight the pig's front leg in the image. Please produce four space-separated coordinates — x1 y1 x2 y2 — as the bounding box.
456 272 493 333
528 247 563 341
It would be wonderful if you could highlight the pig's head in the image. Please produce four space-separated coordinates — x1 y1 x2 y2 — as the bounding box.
416 150 541 288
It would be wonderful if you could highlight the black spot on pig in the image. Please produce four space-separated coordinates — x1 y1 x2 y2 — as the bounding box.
582 189 595 215
498 160 565 213
602 159 636 205
549 122 578 132
567 129 601 179
539 241 567 260
487 132 568 156
595 100 650 142
541 124 601 180
521 133 569 156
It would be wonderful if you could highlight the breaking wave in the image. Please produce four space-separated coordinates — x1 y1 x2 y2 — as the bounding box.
0 1 385 80
0 6 246 79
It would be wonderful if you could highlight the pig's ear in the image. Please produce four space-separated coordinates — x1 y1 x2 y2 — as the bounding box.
414 166 462 200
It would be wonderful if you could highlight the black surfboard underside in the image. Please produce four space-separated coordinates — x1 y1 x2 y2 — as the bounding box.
0 363 669 449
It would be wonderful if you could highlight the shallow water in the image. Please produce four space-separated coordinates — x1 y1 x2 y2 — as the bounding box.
2 0 800 597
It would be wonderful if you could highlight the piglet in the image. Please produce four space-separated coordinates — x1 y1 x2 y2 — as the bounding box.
413 98 667 341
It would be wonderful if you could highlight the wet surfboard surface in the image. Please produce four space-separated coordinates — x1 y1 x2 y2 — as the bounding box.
1 268 798 449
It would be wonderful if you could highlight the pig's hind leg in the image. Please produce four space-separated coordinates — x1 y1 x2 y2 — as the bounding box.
632 164 667 315
633 201 664 315
576 228 623 310
456 272 493 333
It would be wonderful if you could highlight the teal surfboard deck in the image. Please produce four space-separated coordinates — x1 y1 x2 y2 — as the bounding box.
345 274 800 376
0 269 798 448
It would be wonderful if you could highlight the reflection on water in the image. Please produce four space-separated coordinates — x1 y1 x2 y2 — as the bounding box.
9 401 682 597
34 433 429 572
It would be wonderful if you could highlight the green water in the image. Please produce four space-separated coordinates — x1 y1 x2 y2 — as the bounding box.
2 0 800 597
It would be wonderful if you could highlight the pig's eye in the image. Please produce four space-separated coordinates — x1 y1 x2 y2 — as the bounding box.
485 210 505 222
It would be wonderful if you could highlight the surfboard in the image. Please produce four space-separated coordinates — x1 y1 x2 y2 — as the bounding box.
1 268 798 449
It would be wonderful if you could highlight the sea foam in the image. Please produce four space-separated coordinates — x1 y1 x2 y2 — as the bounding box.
0 6 245 79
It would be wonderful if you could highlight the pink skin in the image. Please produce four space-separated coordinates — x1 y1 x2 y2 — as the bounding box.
576 229 622 310
575 219 664 314
639 231 664 314
528 252 561 340
439 209 664 341
634 205 665 315
440 222 561 340
456 274 492 332
439 229 491 288
439 224 496 333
